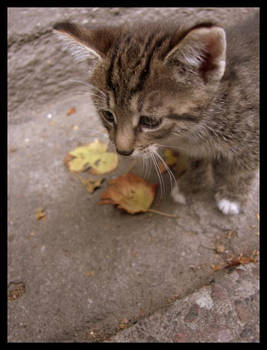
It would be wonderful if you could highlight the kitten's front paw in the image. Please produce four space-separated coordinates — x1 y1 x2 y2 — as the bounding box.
171 185 186 205
217 198 240 215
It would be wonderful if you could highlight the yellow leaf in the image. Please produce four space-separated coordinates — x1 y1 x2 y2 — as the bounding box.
35 208 46 221
89 152 118 175
80 177 104 193
65 140 118 174
164 149 179 167
68 156 90 172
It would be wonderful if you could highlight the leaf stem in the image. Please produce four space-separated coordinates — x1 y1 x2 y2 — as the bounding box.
147 208 179 218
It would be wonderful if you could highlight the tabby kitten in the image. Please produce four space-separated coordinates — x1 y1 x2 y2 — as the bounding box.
54 14 259 215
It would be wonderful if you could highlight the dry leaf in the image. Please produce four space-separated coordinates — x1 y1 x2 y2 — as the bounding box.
119 323 128 329
215 244 225 254
35 208 46 221
164 149 179 167
99 172 157 214
85 271 95 277
8 282 25 301
225 255 256 269
158 161 167 174
66 107 76 116
211 264 223 271
65 140 118 174
119 319 129 329
80 177 104 193
226 230 233 239
158 149 179 173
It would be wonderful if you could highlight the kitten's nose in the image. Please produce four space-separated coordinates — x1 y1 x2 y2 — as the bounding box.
116 148 134 156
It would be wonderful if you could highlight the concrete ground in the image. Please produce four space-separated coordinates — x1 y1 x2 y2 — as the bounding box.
8 7 259 342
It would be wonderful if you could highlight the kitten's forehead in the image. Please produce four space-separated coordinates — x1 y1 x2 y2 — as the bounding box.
93 24 213 117
104 27 175 106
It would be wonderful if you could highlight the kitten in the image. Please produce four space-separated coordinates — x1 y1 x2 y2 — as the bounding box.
54 14 259 215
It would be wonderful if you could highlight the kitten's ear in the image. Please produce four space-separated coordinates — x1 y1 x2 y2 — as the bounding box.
53 22 118 62
165 23 226 82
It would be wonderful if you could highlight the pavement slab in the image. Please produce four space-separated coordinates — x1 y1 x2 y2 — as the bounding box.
8 7 259 343
108 262 259 343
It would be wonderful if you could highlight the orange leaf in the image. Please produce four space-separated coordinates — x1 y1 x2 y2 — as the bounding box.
99 173 157 214
225 255 256 269
67 107 76 116
211 264 223 271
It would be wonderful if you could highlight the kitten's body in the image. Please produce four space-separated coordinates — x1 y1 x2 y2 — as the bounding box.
54 14 259 215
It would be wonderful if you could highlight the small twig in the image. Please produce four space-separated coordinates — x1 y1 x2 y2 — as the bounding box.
147 208 179 218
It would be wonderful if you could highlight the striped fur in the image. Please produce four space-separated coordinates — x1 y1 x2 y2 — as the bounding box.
54 14 259 214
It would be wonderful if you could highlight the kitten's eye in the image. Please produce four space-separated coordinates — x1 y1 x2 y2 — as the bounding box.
101 110 115 123
140 116 162 129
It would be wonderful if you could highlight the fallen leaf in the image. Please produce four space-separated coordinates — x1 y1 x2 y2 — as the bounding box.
164 149 179 167
119 323 128 329
226 230 233 239
215 244 225 254
119 319 129 329
8 282 25 301
211 264 223 271
157 149 179 174
85 271 95 277
99 172 157 214
80 177 105 193
65 140 118 174
35 208 46 221
225 255 256 269
67 107 76 116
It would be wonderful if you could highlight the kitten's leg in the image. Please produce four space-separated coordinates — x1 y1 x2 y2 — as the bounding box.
170 152 189 205
171 158 213 204
171 184 187 204
213 158 257 215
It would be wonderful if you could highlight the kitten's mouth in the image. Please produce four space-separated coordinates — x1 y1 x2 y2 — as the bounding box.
132 145 158 158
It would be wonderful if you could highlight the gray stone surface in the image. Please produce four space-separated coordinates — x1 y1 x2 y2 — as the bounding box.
8 7 259 342
108 262 259 343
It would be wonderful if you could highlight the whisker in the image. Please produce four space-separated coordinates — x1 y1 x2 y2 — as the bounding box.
153 150 177 190
142 156 149 180
144 155 153 180
150 151 165 198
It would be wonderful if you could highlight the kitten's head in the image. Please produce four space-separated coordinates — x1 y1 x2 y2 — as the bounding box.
54 21 226 156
